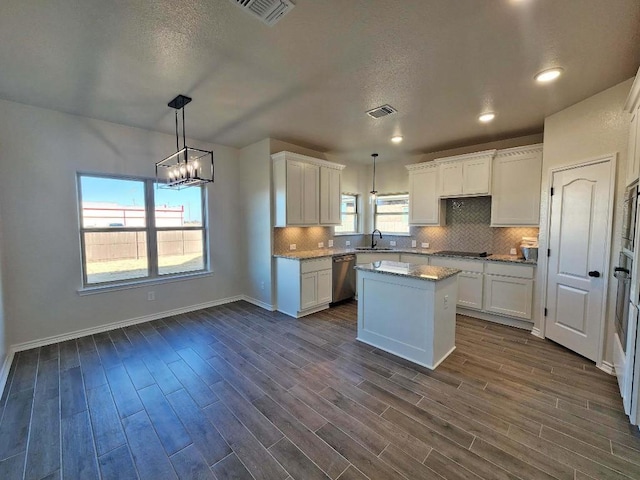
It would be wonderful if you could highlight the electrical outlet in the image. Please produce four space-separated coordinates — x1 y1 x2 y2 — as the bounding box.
390 241 396 247
346 240 351 246
411 240 417 248
510 248 517 255
421 242 430 249
318 242 324 248
443 295 449 309
147 291 155 301
290 244 297 251
328 240 334 247
260 281 265 290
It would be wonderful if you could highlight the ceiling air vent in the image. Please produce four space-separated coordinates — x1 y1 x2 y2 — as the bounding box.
366 104 398 119
230 0 295 27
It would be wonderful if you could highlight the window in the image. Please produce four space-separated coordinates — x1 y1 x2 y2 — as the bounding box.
374 193 410 234
334 194 359 234
78 174 207 287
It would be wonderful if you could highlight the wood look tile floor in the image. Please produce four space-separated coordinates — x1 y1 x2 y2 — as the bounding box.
0 301 639 479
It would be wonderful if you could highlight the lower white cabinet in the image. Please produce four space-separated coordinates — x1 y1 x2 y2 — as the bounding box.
457 272 484 310
482 262 534 319
276 257 332 318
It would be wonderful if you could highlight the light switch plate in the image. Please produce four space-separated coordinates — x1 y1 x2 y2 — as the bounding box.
510 248 517 255
346 240 351 246
421 242 430 249
290 244 296 250
318 242 324 248
328 240 334 247
390 241 396 247
412 240 417 248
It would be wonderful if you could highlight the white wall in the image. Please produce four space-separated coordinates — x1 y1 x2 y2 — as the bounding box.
238 139 273 307
539 78 634 364
0 205 7 375
0 99 243 346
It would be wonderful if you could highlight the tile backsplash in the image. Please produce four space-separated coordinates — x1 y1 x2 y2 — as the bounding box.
273 197 539 255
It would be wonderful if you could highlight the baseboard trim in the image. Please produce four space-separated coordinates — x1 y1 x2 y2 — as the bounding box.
457 307 534 330
10 295 244 353
0 348 16 399
531 327 544 339
241 295 276 311
599 360 615 375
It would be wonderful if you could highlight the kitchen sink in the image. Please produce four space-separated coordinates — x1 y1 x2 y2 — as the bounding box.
354 247 393 251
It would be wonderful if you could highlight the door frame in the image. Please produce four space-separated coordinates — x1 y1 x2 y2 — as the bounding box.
538 153 617 369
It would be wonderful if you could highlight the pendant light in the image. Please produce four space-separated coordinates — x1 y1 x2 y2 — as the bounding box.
370 153 379 204
156 94 214 190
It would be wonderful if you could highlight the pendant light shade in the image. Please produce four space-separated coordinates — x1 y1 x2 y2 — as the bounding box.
370 153 379 204
156 95 214 189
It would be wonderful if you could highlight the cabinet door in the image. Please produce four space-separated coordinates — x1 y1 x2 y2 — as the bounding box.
483 275 533 319
439 162 463 197
627 107 639 186
317 269 332 305
462 157 491 195
300 272 318 310
302 164 320 224
320 167 341 225
409 167 442 225
286 160 305 224
490 148 543 226
457 272 483 310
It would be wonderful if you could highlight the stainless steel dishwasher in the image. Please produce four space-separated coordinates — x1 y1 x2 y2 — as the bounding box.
332 254 356 303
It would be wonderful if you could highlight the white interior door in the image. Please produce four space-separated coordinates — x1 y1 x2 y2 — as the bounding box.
545 159 613 362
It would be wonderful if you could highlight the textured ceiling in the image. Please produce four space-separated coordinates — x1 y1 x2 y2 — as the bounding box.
0 0 638 162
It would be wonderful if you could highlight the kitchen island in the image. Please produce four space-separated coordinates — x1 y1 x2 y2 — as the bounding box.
355 261 460 369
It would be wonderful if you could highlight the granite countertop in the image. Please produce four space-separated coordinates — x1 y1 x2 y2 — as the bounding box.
273 248 536 265
354 261 461 281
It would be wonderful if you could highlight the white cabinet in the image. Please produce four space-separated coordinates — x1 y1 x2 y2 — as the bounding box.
624 68 640 186
437 150 495 197
429 256 484 310
483 262 534 320
490 145 543 226
273 151 345 227
406 163 445 225
320 167 341 225
276 257 333 318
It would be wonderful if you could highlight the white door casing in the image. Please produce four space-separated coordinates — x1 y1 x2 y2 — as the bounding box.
544 158 614 362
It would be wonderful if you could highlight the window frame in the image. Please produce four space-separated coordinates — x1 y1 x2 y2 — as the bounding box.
374 192 410 235
77 172 209 289
334 193 360 235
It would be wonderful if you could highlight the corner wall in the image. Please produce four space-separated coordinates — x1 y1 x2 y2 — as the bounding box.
0 99 243 348
539 78 634 365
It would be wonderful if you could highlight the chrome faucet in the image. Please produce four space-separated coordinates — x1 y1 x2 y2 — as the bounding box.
371 229 382 248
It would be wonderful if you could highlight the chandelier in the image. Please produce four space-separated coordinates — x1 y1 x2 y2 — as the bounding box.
156 95 214 189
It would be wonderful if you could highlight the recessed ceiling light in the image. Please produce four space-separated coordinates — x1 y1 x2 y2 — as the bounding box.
535 67 563 83
478 112 495 123
391 135 403 144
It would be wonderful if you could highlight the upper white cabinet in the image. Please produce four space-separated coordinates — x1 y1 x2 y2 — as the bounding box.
437 150 495 197
273 151 345 227
625 68 640 186
490 144 543 227
320 166 341 225
406 163 445 225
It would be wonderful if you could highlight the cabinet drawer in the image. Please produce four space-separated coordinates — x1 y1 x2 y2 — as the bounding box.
429 256 484 273
485 262 534 279
300 258 332 273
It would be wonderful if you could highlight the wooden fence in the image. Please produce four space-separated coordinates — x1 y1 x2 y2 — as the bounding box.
84 230 202 262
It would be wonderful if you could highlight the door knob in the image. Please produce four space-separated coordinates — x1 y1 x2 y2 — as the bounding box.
588 271 601 278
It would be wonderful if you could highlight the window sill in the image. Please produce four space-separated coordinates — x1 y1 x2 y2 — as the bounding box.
77 271 214 296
